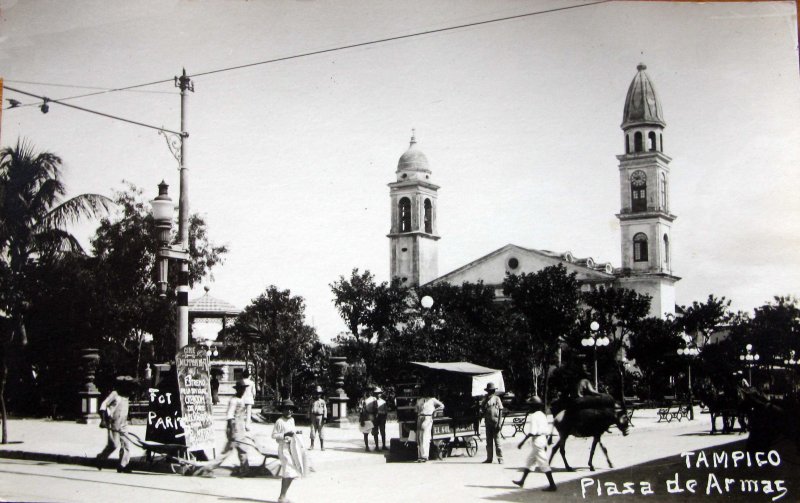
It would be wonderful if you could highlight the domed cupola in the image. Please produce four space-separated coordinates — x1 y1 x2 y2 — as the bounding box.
622 63 665 130
396 130 431 181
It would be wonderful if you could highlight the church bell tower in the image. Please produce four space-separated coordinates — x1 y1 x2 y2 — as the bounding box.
388 131 440 286
615 64 679 318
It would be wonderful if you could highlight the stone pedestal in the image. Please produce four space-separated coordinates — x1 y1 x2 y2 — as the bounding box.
327 356 350 427
78 348 102 424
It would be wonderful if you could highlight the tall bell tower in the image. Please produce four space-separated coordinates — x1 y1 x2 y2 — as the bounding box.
388 131 440 286
615 64 679 318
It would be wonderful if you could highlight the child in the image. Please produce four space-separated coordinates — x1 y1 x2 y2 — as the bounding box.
513 396 556 491
272 399 306 503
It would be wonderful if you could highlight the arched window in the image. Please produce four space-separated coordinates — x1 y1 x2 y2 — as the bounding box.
399 197 411 232
630 170 647 212
633 233 649 262
660 133 663 152
664 234 670 268
424 199 432 233
660 173 667 210
625 135 630 154
648 132 657 151
634 132 643 152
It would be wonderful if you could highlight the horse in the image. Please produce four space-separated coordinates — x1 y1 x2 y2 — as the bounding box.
548 403 630 472
696 384 747 434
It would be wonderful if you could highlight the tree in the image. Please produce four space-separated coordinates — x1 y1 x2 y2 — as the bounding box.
90 182 227 371
679 294 732 346
503 265 581 405
746 296 800 365
0 140 111 443
581 286 651 398
330 269 409 383
229 286 319 399
627 316 681 399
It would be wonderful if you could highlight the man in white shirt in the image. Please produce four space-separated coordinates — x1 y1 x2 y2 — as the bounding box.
309 386 327 450
241 370 255 431
513 396 556 491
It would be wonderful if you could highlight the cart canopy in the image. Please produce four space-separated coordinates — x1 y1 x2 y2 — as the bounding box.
409 361 505 397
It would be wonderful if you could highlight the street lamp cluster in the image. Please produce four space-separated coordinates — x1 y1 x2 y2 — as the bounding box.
676 333 699 420
739 343 760 386
581 321 609 390
784 350 798 367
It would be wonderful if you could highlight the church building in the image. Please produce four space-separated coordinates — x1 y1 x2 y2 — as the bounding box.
388 64 679 319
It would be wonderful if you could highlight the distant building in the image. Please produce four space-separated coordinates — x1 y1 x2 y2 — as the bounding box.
388 64 679 318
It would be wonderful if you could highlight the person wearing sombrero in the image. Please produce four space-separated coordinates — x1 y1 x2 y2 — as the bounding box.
196 379 250 477
96 375 135 472
272 398 307 503
480 382 504 464
308 386 327 451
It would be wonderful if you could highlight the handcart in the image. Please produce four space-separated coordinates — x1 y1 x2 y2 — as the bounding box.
431 416 481 459
392 361 504 462
117 429 206 475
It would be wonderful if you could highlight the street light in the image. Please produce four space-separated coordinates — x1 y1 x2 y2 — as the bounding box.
676 333 699 420
150 181 173 297
420 295 434 309
581 320 609 390
739 343 760 386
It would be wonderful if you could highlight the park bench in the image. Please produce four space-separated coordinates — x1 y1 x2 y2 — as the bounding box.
668 405 691 422
499 410 528 438
657 405 674 422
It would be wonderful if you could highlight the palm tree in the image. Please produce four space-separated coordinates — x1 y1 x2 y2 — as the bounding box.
0 139 111 443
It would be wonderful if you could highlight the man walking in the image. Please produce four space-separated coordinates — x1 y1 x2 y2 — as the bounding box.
513 396 556 491
372 387 388 451
480 382 504 464
195 379 250 477
241 370 255 431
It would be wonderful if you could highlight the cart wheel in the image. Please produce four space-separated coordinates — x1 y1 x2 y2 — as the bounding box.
466 437 478 457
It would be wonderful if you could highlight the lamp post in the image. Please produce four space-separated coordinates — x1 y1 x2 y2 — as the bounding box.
150 69 193 355
676 333 699 420
739 343 760 386
581 321 609 390
784 350 798 393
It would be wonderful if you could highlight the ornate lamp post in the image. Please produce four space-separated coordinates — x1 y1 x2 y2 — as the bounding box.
77 348 101 424
739 343 760 386
783 350 798 392
677 333 699 420
581 321 609 390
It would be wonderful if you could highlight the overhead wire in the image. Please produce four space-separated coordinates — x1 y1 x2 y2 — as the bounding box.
2 1 609 132
5 0 608 105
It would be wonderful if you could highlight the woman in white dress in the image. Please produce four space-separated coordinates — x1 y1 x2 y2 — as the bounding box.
272 399 305 503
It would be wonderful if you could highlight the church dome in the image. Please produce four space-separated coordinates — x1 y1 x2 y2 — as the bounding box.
397 132 430 173
622 63 665 129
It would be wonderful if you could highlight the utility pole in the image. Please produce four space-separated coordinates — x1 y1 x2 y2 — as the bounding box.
176 69 193 353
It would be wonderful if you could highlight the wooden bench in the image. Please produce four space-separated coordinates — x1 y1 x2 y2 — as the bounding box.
499 411 528 439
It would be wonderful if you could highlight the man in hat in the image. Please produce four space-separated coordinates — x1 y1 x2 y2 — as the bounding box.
480 382 504 464
272 398 306 503
96 375 134 472
195 379 250 477
513 396 556 491
372 387 388 451
241 370 256 431
359 386 378 451
309 386 327 450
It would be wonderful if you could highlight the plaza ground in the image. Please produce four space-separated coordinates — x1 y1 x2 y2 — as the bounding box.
0 408 795 502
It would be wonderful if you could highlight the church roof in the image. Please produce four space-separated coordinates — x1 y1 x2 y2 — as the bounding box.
622 63 665 129
428 244 616 287
397 131 430 173
188 287 241 317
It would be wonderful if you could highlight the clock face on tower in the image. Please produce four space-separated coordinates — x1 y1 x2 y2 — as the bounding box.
631 170 647 187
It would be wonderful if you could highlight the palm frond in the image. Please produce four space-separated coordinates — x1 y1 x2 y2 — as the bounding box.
41 193 113 230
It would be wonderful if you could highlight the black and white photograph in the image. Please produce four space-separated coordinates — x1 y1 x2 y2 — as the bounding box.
0 0 798 501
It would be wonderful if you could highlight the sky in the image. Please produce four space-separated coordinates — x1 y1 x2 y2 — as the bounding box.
1 0 798 341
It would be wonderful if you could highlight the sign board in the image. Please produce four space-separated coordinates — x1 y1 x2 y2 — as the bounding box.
175 345 215 451
145 346 215 451
145 365 184 445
